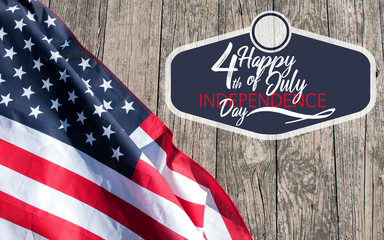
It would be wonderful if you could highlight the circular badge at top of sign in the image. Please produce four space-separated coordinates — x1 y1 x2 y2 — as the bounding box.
250 11 291 53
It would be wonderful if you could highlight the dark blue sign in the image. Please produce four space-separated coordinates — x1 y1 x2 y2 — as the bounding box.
166 11 376 139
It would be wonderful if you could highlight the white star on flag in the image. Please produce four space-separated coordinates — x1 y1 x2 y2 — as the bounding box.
58 118 71 132
82 79 94 96
24 37 35 51
93 104 106 117
85 88 94 96
0 93 13 106
44 15 56 28
42 78 52 91
102 124 115 139
82 78 91 88
61 40 71 50
50 98 62 111
42 35 53 44
122 100 135 114
26 11 36 22
29 106 43 119
111 147 123 161
100 79 113 92
4 47 17 60
13 66 26 80
103 100 113 110
85 132 96 146
50 51 62 62
21 86 35 100
79 58 91 71
0 27 7 40
77 111 87 125
33 58 44 71
14 18 26 31
68 90 78 103
59 69 70 82
0 74 5 85
6 5 20 13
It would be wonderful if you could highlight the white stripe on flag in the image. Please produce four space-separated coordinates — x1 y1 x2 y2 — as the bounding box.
162 166 208 205
0 218 48 240
129 126 154 149
131 127 168 171
0 165 133 240
204 191 232 240
130 126 232 238
0 115 204 240
130 127 208 204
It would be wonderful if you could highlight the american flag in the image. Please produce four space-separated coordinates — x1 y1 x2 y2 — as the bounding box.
0 0 252 239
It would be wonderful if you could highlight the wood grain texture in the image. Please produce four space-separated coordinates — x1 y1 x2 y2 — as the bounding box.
102 0 162 111
157 0 219 176
48 0 107 60
216 1 277 239
328 1 369 239
42 0 384 239
363 0 384 239
274 1 338 239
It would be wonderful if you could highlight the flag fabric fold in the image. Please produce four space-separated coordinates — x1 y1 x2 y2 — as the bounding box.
0 0 252 239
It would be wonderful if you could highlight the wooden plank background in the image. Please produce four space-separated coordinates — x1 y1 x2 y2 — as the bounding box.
40 0 384 239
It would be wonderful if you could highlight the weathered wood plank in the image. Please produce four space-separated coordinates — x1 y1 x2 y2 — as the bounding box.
102 0 162 112
363 0 384 239
216 132 277 239
274 1 339 239
215 1 277 239
157 0 219 176
48 0 108 60
39 0 49 7
328 1 369 239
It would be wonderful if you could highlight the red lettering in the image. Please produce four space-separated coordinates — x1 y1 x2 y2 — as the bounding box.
229 93 237 108
249 93 257 108
305 93 316 108
217 93 227 108
259 94 269 107
272 94 282 107
318 93 326 108
293 93 304 107
204 93 215 108
199 92 327 109
283 93 292 108
239 93 247 107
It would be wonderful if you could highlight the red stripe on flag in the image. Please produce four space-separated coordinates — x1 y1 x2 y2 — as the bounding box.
0 191 103 240
139 114 200 181
132 159 205 228
176 195 205 228
139 113 253 239
0 139 187 240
